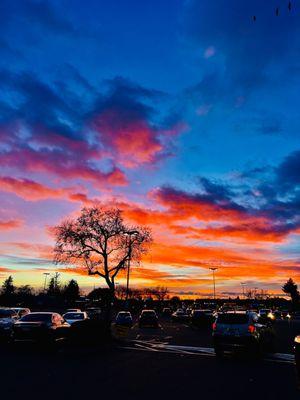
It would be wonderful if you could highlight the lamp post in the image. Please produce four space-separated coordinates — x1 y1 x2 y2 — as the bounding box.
43 272 50 292
241 282 246 298
125 230 139 302
209 267 218 300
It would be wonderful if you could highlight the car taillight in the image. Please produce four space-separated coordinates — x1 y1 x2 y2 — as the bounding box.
248 325 256 333
212 322 217 331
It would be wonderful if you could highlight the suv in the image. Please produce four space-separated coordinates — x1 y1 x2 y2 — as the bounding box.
212 311 275 357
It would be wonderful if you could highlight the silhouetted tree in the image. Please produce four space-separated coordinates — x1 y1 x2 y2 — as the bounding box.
63 279 80 302
282 278 299 304
1 275 16 306
2 275 15 296
47 273 61 297
170 296 181 307
152 286 169 302
53 207 152 301
16 285 34 304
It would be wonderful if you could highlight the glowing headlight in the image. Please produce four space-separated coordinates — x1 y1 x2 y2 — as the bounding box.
267 312 275 320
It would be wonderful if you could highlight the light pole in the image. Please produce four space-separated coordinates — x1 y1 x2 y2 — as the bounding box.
43 272 50 292
209 267 218 300
125 230 139 302
241 282 246 298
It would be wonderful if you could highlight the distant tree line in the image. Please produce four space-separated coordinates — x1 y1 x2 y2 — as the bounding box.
0 275 81 307
0 275 299 309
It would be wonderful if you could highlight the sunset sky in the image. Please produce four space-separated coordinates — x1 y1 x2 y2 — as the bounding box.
0 0 300 297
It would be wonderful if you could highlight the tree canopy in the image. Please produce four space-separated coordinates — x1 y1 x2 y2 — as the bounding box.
53 207 152 294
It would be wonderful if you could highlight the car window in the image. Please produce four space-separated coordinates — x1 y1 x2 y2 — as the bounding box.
0 309 16 318
217 314 249 324
21 313 52 322
64 312 84 320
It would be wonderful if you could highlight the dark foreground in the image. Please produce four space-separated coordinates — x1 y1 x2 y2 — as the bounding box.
1 318 299 399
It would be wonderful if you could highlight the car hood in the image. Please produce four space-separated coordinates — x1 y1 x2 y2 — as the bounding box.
14 321 47 328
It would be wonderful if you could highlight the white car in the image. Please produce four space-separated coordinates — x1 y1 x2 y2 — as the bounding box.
63 311 88 325
10 308 30 318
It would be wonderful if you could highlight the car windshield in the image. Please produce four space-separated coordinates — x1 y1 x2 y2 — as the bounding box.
142 311 155 317
21 313 52 322
217 314 249 324
117 312 131 318
64 313 84 320
0 309 15 318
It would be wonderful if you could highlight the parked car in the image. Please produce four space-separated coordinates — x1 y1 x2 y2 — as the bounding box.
0 309 18 340
162 307 172 317
259 308 275 321
13 312 70 344
115 311 133 327
281 310 291 319
212 311 275 357
190 309 214 327
292 311 300 321
273 310 282 320
295 336 300 380
172 308 189 322
138 310 159 328
86 308 102 320
63 311 88 325
66 308 81 313
10 308 30 318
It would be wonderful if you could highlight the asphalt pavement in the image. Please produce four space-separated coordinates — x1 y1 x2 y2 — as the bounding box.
0 317 299 399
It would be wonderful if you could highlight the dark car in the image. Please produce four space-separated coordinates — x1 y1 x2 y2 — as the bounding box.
13 312 70 344
138 310 158 328
212 311 275 357
190 309 214 327
171 308 189 322
162 307 172 317
86 308 102 320
115 311 133 327
0 309 18 340
295 336 300 380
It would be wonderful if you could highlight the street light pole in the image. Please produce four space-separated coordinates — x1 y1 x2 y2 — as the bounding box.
209 268 218 300
125 230 139 302
43 272 50 292
241 282 246 298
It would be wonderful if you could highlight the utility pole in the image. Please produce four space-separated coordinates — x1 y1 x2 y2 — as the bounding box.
209 267 218 300
125 231 139 302
241 282 246 298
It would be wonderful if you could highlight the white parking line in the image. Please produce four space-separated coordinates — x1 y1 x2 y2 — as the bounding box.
121 341 295 364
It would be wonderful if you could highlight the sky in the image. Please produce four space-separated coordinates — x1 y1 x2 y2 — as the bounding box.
0 0 299 297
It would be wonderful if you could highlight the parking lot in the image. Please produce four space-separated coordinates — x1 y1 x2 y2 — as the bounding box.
0 316 299 399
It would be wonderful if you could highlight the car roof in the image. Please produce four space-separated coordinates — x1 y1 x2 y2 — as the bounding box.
28 312 56 315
